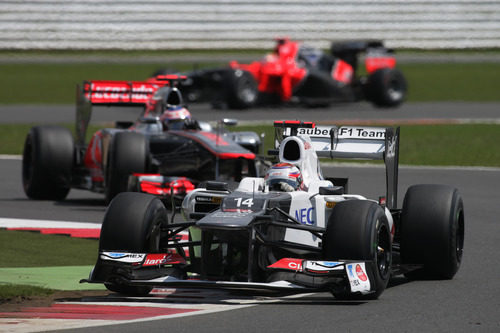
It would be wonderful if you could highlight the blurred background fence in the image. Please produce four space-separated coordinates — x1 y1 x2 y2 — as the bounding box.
1 0 500 50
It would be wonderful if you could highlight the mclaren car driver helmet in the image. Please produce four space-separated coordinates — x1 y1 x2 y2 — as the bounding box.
161 105 191 130
265 163 302 192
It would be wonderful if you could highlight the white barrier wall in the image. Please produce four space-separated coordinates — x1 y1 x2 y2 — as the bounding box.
1 0 500 50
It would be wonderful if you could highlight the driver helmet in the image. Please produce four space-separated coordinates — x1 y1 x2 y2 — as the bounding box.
265 163 302 191
160 105 191 130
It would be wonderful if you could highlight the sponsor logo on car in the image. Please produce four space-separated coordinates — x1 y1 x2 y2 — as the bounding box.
296 127 331 137
303 260 344 273
338 127 385 139
294 207 315 225
142 253 186 266
211 211 252 218
267 258 303 271
100 252 146 263
356 264 368 281
294 126 385 140
196 196 222 204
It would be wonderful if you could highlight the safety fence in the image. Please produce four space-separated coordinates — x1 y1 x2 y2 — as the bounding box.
1 0 500 49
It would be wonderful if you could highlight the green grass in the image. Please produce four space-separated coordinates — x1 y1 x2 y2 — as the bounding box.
0 283 54 300
2 123 500 167
0 123 107 154
0 230 98 301
0 230 98 268
402 63 500 102
0 62 223 104
399 125 500 166
0 61 500 104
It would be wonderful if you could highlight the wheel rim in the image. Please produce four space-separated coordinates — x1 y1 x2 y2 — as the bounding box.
387 79 404 101
376 223 391 279
239 82 257 104
235 70 257 104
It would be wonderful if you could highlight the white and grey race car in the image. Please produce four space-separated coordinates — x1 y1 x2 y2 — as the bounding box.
82 120 464 300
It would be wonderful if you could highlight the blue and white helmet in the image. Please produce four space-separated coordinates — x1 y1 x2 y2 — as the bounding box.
265 163 302 191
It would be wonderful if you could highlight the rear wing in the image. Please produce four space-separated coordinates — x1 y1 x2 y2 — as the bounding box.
75 75 185 145
273 120 400 209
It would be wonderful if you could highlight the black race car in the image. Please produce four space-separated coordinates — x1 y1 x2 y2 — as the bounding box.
82 121 464 300
22 76 262 203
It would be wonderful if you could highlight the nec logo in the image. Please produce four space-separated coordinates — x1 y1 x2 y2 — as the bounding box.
295 207 315 225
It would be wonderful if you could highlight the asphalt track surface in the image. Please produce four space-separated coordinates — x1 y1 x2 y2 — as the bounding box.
1 102 499 331
1 101 500 125
1 161 500 332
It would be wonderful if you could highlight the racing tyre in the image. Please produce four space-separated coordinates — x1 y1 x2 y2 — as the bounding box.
365 68 407 107
323 200 391 300
400 184 464 279
105 131 148 203
225 70 258 109
99 192 168 295
22 125 74 200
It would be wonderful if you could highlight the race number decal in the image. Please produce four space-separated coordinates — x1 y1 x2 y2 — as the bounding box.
234 197 254 208
222 196 265 212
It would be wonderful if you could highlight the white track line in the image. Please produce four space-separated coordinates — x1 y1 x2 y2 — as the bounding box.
0 217 101 229
0 154 21 160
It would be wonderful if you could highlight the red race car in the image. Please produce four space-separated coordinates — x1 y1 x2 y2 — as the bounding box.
169 38 407 109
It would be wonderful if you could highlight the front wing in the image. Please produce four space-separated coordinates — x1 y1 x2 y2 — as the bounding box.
82 253 378 296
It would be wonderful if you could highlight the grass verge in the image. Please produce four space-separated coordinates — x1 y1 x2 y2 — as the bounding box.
0 283 54 300
0 62 499 104
0 230 98 268
2 123 500 167
0 230 99 301
0 123 107 155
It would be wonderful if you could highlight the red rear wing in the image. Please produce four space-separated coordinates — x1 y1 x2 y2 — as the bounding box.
82 80 163 105
76 75 188 145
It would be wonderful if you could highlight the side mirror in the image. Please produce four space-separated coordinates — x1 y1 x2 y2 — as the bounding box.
222 118 238 126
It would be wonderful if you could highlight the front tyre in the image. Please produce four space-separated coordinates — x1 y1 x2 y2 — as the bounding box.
323 200 391 300
401 184 464 279
99 192 168 295
22 125 74 200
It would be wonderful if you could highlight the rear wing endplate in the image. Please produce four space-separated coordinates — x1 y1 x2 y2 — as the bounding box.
273 121 400 209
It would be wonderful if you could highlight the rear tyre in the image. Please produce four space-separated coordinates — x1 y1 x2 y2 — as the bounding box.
99 192 168 295
225 70 258 109
22 125 74 200
401 184 464 279
105 132 148 203
323 200 391 300
365 68 407 107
